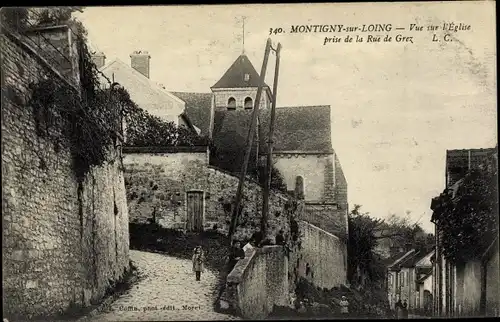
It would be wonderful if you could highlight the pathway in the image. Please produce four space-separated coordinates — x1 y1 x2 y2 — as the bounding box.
88 250 239 321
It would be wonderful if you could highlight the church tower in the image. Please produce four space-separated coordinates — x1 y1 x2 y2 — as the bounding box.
210 54 273 111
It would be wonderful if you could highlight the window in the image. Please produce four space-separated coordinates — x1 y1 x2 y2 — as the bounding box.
244 97 253 109
227 97 236 110
244 73 250 82
295 176 305 199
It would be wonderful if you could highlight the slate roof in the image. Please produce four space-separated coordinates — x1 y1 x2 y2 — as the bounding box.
387 249 416 270
211 54 269 89
212 106 333 154
171 92 213 136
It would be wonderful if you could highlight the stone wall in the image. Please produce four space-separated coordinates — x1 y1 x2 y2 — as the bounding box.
213 88 270 110
273 153 332 202
123 148 296 241
455 260 482 316
222 246 289 319
1 29 129 318
295 221 347 289
300 202 348 240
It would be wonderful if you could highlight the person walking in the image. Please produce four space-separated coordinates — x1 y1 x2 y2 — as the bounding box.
339 295 349 318
394 298 403 319
192 246 204 281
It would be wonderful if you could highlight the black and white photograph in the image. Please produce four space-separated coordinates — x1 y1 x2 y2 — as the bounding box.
1 2 498 321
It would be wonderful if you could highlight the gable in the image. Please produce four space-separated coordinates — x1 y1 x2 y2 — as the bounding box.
99 59 185 123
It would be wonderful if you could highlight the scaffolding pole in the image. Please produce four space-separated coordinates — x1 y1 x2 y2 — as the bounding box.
261 43 282 240
228 38 272 241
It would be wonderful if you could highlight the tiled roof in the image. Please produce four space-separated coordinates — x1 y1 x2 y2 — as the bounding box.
211 54 269 89
259 106 333 153
171 92 213 136
211 109 260 173
212 106 333 154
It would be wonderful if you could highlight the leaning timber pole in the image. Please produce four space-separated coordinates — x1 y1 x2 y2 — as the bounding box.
261 42 282 240
228 38 272 241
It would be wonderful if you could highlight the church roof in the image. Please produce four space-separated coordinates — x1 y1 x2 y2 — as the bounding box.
211 54 269 89
260 105 333 153
171 92 213 136
212 105 333 154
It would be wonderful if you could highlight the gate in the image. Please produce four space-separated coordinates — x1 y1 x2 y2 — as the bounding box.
186 190 204 232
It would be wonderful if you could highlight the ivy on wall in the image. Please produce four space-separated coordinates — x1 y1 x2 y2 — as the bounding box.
25 10 134 182
433 152 498 263
123 103 209 147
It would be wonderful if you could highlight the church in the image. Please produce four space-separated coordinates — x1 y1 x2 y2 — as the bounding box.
173 52 349 239
96 48 348 239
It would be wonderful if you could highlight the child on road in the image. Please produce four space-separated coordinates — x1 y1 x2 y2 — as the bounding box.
192 246 204 281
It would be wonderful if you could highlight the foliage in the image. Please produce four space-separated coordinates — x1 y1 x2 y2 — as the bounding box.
1 7 85 36
25 7 134 181
123 103 209 147
347 205 386 284
433 152 498 263
0 7 30 29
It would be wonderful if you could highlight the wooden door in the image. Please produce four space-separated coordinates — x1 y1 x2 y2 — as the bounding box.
186 191 204 232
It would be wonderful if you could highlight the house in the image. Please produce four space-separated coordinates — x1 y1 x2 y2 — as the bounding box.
94 51 198 133
431 147 498 317
415 250 434 316
386 249 416 310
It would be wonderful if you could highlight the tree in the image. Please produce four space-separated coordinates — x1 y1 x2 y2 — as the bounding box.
347 205 386 285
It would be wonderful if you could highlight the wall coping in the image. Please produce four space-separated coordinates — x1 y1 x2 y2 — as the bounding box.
123 145 208 153
226 246 284 284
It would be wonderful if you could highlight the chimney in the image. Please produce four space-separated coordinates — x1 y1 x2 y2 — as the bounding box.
91 52 106 69
130 50 151 78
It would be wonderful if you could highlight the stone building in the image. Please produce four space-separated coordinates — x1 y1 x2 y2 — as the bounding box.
431 147 499 317
96 52 198 131
171 53 349 239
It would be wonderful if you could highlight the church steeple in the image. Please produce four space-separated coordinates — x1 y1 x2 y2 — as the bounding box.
211 54 267 89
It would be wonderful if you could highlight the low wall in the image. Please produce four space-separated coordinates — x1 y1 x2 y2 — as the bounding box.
123 150 296 241
223 246 289 319
295 221 347 289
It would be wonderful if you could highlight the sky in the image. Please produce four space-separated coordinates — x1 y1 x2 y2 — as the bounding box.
75 2 497 232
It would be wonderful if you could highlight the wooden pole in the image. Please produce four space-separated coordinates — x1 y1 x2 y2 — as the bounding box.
261 43 281 241
228 38 272 241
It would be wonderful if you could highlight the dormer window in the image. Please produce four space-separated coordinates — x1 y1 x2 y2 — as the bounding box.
244 73 250 82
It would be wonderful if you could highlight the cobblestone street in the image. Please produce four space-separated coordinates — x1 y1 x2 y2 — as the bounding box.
89 250 239 321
